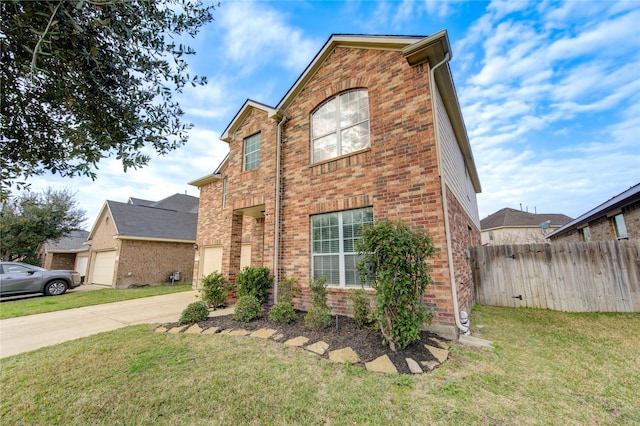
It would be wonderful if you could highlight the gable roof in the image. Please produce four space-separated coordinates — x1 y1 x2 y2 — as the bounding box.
43 230 90 253
147 193 199 214
198 31 481 193
481 208 573 231
546 183 640 239
128 197 155 206
188 154 229 188
106 201 198 241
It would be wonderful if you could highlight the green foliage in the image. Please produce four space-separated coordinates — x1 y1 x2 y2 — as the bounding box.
356 221 436 351
0 0 216 189
276 277 298 305
233 295 262 322
235 266 272 305
200 271 229 309
349 289 372 327
304 276 332 330
268 303 296 324
179 301 209 325
0 187 86 262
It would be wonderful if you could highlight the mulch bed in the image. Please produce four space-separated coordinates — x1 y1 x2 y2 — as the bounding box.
172 310 447 374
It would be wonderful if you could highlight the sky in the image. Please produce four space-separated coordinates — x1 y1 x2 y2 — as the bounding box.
24 0 640 229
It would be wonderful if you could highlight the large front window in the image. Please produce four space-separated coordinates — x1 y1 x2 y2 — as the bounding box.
311 207 373 287
243 133 260 171
311 90 370 163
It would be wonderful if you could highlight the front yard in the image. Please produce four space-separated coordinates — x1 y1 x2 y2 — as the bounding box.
1 305 638 424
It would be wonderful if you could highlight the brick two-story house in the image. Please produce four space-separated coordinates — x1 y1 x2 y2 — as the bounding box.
190 31 482 338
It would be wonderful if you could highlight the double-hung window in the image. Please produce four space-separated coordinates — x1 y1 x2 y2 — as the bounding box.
311 90 370 163
311 207 373 287
580 226 591 242
243 133 260 171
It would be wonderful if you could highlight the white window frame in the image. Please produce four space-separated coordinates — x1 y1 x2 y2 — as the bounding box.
580 226 591 242
311 207 373 288
311 90 370 164
243 133 261 171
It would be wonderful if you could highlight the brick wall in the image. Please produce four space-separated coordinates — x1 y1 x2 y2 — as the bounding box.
116 240 194 288
623 202 640 238
49 253 76 271
194 107 278 287
551 201 640 243
278 47 459 329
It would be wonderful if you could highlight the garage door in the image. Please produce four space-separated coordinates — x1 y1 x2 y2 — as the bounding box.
75 256 89 277
200 246 223 280
91 251 116 286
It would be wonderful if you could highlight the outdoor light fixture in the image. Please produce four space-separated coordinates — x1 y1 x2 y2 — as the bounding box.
193 243 199 251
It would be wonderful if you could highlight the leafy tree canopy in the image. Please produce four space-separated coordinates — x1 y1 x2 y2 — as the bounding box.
0 0 216 193
0 188 86 264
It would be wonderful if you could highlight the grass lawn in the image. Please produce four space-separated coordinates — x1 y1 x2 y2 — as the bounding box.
0 283 192 320
1 305 638 424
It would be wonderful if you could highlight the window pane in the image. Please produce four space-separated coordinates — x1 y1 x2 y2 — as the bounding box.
244 133 260 170
340 90 369 127
341 122 370 154
314 255 340 284
312 99 336 138
313 133 338 163
614 214 628 239
344 255 362 287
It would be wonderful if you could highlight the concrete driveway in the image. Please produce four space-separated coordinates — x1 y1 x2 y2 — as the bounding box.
0 290 201 359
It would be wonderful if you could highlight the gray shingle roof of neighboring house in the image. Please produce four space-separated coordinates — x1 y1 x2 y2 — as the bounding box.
107 200 198 241
128 197 155 207
546 183 640 239
43 230 90 252
148 193 199 214
481 208 573 230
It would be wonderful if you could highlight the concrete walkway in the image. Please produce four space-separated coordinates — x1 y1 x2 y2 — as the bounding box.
0 291 203 359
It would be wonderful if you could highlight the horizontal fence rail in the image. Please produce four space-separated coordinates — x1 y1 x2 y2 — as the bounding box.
471 240 640 312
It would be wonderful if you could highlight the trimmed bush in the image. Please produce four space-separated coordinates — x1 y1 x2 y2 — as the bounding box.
200 271 229 309
179 301 209 325
304 276 332 330
233 295 262 322
349 289 372 327
268 302 296 324
235 266 272 305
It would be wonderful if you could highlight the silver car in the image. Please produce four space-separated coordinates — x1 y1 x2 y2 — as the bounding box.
0 262 82 296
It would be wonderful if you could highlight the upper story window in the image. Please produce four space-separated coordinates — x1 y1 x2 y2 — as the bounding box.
612 214 628 239
311 90 370 163
243 133 261 171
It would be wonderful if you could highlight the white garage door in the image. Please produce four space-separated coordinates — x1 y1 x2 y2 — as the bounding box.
200 246 223 280
91 251 116 286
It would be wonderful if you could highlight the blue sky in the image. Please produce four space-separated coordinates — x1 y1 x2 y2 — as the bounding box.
29 0 640 228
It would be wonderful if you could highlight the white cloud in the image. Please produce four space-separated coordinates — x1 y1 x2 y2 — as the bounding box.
218 1 320 73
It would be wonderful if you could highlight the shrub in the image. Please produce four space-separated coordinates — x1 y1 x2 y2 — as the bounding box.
276 277 298 305
349 288 372 327
304 276 332 330
200 271 229 309
233 295 262 322
235 266 272 305
304 306 332 330
268 302 296 324
356 221 435 351
179 301 209 325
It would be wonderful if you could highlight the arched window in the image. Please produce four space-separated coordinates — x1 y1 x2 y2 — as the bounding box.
311 90 370 163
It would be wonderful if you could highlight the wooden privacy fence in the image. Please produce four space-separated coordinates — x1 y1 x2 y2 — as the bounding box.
471 240 640 312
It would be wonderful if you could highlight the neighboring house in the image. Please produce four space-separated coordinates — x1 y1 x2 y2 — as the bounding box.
480 208 572 245
85 194 198 288
189 31 482 338
37 230 90 278
547 183 640 242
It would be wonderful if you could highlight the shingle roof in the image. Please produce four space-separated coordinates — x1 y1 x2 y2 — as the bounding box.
128 197 155 206
481 208 573 230
44 230 90 252
107 200 198 241
546 183 640 239
148 193 199 214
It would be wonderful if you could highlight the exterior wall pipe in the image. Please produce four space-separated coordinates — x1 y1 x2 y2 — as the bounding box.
429 52 470 335
272 113 288 303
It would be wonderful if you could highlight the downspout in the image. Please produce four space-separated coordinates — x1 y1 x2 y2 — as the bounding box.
429 52 470 336
272 113 288 304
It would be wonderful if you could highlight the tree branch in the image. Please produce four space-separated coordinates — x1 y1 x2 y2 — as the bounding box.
30 1 62 78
